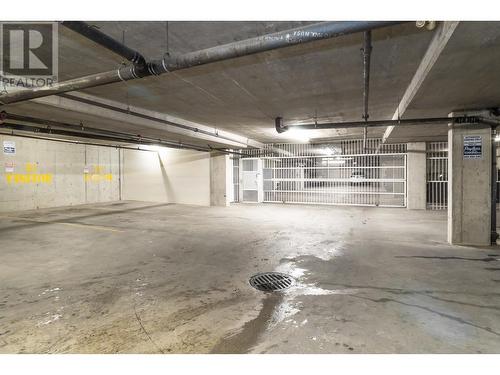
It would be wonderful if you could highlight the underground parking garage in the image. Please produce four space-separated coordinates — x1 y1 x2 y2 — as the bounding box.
1 15 500 360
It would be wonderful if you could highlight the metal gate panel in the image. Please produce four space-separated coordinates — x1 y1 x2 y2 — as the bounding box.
243 140 407 208
426 142 448 210
241 158 263 203
231 156 240 203
497 163 500 208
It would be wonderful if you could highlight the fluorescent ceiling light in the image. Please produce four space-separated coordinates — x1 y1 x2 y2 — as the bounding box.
142 145 166 152
281 128 310 143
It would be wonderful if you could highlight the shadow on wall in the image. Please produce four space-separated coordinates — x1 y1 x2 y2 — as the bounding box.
154 148 211 206
158 153 175 202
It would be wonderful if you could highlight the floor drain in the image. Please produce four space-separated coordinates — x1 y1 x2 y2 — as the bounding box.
249 272 294 292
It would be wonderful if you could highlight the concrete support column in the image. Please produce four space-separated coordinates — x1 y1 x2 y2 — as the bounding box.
448 111 492 246
210 153 232 206
406 142 427 209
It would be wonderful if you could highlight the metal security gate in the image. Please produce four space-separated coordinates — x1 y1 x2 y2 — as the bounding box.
232 156 240 203
426 142 448 210
241 158 263 203
244 140 407 207
497 167 500 208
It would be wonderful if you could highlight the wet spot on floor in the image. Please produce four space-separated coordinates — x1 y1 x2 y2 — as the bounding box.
210 294 282 354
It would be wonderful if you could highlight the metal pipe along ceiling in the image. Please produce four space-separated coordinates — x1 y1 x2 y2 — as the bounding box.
60 21 154 80
0 130 164 152
0 112 242 154
0 21 405 105
56 93 252 147
361 30 372 150
151 21 403 74
281 115 488 130
362 30 372 122
1 122 212 152
61 21 147 68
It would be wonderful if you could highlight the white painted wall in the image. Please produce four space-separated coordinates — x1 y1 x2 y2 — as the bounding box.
159 148 211 206
120 147 210 206
120 149 169 203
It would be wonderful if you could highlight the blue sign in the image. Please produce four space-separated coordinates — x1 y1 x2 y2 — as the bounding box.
463 135 482 159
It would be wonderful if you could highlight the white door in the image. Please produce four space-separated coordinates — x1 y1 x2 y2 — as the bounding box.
240 158 263 203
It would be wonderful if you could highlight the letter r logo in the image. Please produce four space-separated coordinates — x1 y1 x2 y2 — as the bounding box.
0 22 58 77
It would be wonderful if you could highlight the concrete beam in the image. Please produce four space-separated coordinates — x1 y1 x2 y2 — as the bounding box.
29 92 264 149
382 21 460 143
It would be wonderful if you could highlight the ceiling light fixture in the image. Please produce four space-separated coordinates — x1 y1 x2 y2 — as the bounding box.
281 128 310 143
142 145 166 152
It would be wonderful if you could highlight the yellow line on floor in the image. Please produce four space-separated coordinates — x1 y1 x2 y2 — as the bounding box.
0 215 123 233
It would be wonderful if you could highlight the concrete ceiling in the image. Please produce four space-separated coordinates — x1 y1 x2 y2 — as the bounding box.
2 21 500 147
385 21 500 143
72 22 435 142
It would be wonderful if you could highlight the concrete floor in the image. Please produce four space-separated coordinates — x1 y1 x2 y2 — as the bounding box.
0 201 499 353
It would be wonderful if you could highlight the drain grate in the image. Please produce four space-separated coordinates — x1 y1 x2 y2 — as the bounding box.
249 272 294 292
